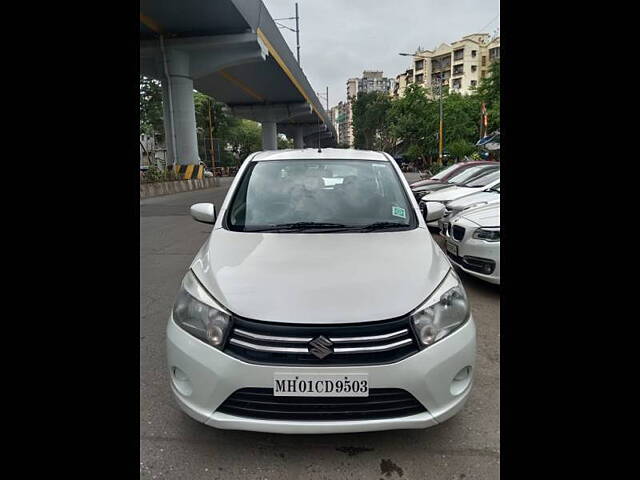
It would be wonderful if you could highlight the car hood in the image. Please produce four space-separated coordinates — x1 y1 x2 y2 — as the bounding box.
189 228 450 324
413 182 455 194
447 191 499 210
459 203 500 227
410 179 441 188
420 185 483 203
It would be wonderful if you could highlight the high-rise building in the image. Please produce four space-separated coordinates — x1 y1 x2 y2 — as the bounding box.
338 71 393 147
398 34 500 98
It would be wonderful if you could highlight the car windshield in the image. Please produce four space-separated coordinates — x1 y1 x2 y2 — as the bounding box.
447 165 491 183
463 169 500 187
431 163 460 180
226 159 416 232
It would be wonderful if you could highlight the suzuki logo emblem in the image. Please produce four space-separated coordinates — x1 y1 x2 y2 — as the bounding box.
308 335 334 359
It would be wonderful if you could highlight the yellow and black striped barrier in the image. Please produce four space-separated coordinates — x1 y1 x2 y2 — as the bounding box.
173 164 204 180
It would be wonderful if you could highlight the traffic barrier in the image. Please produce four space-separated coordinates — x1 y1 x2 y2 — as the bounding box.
173 164 204 180
140 177 220 199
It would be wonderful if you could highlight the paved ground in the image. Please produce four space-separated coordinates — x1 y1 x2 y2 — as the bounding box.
140 173 500 479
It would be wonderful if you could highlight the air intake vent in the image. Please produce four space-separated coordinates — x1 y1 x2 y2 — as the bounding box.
217 388 427 421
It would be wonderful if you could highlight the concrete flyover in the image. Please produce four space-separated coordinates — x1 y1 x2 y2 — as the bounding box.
140 0 337 165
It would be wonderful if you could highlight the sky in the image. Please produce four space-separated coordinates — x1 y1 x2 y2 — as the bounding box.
262 0 499 107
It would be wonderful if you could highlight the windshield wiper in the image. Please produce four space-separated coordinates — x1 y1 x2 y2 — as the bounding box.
359 221 410 231
246 222 349 232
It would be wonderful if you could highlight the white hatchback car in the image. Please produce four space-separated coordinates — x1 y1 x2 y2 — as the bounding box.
167 148 476 434
441 202 500 285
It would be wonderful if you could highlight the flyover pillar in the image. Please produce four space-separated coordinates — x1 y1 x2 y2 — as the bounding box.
161 48 199 165
294 126 305 148
261 121 278 150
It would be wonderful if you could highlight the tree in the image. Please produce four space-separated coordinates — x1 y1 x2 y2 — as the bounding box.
389 84 439 161
278 135 294 150
140 76 164 138
447 138 475 160
226 120 262 162
351 91 394 150
475 61 500 132
442 92 482 146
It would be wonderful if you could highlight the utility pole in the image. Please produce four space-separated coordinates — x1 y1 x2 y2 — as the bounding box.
295 3 300 65
438 61 444 166
317 88 329 113
275 3 300 65
326 86 329 112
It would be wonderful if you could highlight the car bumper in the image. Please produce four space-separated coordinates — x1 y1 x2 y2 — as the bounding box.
166 314 476 434
441 233 500 285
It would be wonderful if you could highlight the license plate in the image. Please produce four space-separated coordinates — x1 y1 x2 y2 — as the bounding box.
446 241 458 256
273 373 369 397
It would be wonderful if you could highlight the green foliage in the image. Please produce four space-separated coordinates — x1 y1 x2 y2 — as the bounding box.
389 84 438 160
140 76 164 137
140 165 180 184
351 91 395 150
226 119 262 161
349 61 500 162
278 135 294 150
476 61 500 132
442 92 482 153
447 139 475 159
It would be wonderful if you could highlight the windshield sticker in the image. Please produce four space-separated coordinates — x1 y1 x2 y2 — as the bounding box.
392 206 407 219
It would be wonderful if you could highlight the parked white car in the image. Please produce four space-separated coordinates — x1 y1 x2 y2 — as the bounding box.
420 170 500 227
438 183 500 234
441 202 500 285
167 148 476 434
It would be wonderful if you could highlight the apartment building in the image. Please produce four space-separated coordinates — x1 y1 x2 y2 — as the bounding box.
401 34 500 97
339 71 393 146
393 68 413 98
336 101 350 146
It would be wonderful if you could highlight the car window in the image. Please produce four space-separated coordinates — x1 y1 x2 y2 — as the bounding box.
464 169 500 187
227 160 416 231
459 165 499 184
431 163 460 180
447 165 489 183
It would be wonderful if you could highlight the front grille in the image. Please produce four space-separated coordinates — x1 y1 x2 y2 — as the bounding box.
225 315 420 365
217 388 427 421
452 225 466 241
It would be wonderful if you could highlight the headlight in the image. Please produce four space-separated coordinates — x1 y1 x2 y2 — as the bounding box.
411 270 470 347
472 227 500 242
172 271 231 348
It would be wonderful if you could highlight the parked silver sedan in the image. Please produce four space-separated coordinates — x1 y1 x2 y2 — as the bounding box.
441 202 500 285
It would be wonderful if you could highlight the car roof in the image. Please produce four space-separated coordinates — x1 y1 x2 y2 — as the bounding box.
250 148 390 162
454 160 497 167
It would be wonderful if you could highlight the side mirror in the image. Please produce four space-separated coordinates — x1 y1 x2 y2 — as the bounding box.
190 203 216 224
421 201 446 222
